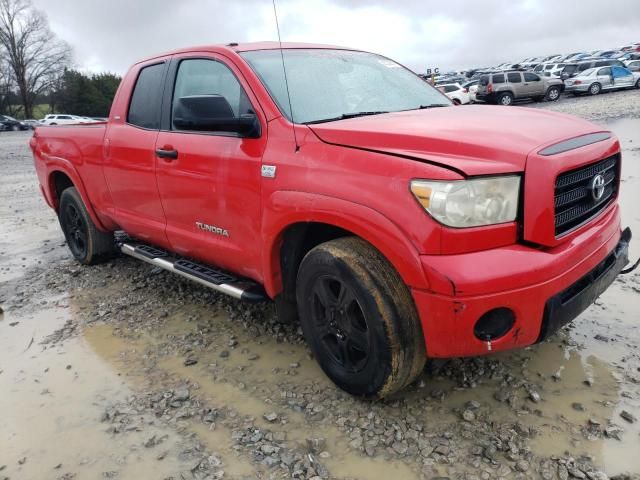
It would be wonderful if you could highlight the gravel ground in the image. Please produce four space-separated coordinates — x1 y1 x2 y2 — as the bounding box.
1 89 640 480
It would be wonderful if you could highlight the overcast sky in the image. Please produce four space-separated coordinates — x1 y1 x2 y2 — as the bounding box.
32 0 640 75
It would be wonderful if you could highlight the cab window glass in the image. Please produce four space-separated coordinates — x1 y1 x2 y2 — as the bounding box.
507 73 521 83
128 63 165 129
171 58 253 131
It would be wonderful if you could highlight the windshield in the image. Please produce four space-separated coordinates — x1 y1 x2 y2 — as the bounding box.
240 49 450 124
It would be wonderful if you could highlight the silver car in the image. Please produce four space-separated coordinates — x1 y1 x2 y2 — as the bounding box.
564 66 640 95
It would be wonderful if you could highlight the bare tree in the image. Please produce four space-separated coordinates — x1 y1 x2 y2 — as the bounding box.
0 54 13 114
0 0 71 118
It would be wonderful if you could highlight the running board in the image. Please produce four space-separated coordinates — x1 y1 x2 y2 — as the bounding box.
119 242 267 303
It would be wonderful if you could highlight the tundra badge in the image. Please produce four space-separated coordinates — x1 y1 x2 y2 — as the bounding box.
196 222 229 237
261 165 276 178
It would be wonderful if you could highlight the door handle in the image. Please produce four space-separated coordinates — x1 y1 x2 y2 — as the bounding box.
156 148 178 160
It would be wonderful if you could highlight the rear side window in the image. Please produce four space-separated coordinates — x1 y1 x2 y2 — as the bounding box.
442 85 457 93
492 74 505 83
507 73 521 83
128 63 166 129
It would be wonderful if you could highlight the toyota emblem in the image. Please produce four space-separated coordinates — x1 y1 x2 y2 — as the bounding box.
591 174 606 201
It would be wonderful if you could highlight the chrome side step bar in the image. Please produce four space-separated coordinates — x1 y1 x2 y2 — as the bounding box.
119 242 267 303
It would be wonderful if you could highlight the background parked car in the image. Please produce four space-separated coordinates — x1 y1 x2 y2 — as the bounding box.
624 59 640 72
438 83 470 104
21 119 40 129
475 71 563 105
0 115 29 131
40 114 90 125
560 58 626 79
564 66 640 95
462 79 479 102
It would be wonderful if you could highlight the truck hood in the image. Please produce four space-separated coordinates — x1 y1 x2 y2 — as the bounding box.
308 105 605 176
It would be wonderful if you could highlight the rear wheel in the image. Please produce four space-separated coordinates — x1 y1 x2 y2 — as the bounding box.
589 83 601 95
636 78 640 89
452 98 461 105
497 92 514 106
59 187 115 265
296 237 426 398
546 86 561 101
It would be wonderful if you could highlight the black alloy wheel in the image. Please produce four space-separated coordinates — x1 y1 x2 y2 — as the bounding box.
310 275 370 373
62 201 88 259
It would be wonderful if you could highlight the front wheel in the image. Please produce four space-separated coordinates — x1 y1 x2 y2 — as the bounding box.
589 83 601 95
546 86 561 101
296 237 426 398
11 124 19 131
59 187 115 265
452 98 461 105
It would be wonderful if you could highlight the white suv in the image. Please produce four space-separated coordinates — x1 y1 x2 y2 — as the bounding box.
40 114 88 126
437 83 471 105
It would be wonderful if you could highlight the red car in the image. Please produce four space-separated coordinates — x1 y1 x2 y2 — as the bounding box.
30 43 635 397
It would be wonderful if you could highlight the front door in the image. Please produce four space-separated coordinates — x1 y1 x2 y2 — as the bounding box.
155 55 267 281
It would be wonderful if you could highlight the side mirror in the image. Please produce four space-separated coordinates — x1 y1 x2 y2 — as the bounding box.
173 95 261 138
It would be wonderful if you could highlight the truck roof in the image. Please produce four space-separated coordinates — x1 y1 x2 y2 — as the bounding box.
136 41 353 65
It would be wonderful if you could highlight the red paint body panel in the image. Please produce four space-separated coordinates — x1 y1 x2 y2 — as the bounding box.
416 205 621 357
30 42 626 359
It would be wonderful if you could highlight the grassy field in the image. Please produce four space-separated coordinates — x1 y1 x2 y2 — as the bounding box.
5 103 51 120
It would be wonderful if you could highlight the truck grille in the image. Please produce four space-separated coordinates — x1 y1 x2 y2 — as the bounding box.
554 155 618 236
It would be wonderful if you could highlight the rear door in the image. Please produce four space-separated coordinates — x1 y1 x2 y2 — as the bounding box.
506 72 524 97
522 72 544 96
596 67 613 89
154 53 267 280
102 59 170 247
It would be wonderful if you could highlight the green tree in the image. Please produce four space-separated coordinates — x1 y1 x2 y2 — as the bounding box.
56 69 121 117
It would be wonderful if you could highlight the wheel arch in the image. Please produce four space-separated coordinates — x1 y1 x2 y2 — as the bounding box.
262 191 429 300
46 164 108 231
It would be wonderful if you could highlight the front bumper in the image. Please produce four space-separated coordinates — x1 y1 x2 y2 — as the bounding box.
412 206 630 357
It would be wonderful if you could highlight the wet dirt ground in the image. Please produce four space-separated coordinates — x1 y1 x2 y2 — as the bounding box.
1 91 640 480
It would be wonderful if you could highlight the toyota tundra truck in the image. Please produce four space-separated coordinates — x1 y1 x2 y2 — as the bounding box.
30 43 636 398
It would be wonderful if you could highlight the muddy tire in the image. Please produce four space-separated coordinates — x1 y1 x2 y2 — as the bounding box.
497 92 514 106
296 237 426 398
58 187 115 265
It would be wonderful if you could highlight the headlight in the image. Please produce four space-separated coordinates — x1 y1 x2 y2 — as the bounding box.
410 176 520 227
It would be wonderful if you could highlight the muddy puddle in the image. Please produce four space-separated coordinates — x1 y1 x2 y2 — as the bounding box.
2 116 640 479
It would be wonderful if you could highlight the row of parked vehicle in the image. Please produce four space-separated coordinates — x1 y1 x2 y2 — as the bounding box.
0 114 107 131
430 42 640 106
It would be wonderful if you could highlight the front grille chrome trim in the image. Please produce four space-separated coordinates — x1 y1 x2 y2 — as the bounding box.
554 154 619 237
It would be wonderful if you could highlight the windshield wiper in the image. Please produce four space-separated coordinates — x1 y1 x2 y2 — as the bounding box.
303 111 389 124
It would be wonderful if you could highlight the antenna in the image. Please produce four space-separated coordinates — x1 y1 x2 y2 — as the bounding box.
272 0 299 152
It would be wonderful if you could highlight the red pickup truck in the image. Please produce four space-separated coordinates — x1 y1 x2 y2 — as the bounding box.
31 42 634 398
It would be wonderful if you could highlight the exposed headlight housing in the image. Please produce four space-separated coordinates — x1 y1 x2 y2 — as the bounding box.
410 176 520 227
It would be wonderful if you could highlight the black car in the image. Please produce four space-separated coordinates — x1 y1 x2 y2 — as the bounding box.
0 115 29 131
560 59 626 80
